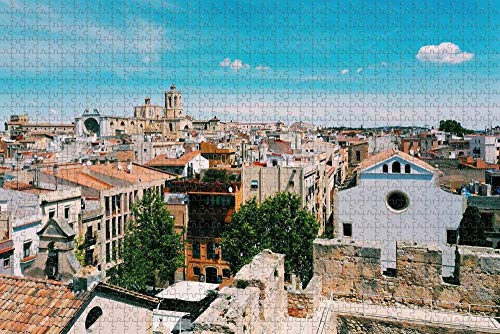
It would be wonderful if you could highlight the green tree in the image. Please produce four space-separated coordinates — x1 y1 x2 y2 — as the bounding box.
458 206 492 247
108 191 185 292
203 169 239 183
74 234 86 267
439 120 474 136
221 192 319 287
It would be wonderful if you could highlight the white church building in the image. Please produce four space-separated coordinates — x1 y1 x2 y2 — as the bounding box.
335 149 465 277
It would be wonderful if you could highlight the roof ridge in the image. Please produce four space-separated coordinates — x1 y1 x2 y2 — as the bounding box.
0 274 65 287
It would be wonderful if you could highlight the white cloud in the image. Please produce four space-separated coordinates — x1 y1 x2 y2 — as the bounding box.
220 58 232 67
356 67 363 73
340 69 349 75
256 65 270 71
220 58 250 70
416 42 474 64
49 109 59 116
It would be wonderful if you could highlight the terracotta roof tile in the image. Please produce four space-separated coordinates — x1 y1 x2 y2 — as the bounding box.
145 150 202 167
0 274 89 333
88 162 175 183
43 165 113 190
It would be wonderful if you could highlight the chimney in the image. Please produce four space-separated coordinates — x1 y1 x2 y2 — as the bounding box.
126 159 132 173
73 266 102 293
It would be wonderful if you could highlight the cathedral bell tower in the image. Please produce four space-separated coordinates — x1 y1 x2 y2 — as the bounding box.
165 84 183 118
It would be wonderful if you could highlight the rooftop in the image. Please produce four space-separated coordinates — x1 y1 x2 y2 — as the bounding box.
0 274 90 333
88 163 175 184
145 150 201 167
43 164 112 190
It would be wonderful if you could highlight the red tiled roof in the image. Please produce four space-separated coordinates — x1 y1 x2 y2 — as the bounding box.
145 150 201 167
88 163 175 183
43 165 113 190
0 275 90 333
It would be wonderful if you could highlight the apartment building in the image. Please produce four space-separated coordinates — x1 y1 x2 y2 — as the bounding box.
166 179 242 286
39 162 175 276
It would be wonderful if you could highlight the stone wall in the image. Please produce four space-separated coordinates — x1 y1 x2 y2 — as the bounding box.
336 314 492 334
314 239 500 315
193 250 287 333
287 275 322 318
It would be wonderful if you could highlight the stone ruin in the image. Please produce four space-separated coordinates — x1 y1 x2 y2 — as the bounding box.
193 249 288 333
314 239 500 315
190 242 499 333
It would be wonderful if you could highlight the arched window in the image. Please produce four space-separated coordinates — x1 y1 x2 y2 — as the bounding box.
174 96 178 107
45 242 58 280
382 164 388 173
85 306 103 329
168 96 172 108
120 121 125 126
355 150 361 161
405 164 411 173
131 121 135 126
392 161 401 173
169 123 173 132
109 121 114 126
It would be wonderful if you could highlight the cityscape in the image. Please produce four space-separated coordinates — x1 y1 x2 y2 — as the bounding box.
0 1 499 334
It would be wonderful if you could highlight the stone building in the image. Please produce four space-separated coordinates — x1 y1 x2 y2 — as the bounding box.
242 150 343 234
75 85 220 138
335 148 465 277
0 185 82 277
346 141 369 168
4 114 74 137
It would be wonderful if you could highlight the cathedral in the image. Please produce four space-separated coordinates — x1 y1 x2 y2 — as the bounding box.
75 84 218 137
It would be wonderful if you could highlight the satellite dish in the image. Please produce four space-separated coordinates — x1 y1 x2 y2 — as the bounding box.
228 186 233 193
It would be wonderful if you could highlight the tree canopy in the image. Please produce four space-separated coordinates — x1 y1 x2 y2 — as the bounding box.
221 191 319 287
108 190 185 292
458 206 493 247
439 120 474 136
202 168 240 183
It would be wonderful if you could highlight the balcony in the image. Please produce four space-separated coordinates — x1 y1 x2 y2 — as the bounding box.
0 214 14 255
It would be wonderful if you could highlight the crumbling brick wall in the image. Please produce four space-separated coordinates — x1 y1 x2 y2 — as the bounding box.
287 275 322 318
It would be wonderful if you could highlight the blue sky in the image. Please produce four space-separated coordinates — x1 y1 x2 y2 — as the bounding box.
0 0 498 128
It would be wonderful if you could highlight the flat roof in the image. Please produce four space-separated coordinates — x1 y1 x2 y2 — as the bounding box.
156 281 219 302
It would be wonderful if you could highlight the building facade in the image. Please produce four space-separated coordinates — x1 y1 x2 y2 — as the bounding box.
335 149 465 277
166 179 242 286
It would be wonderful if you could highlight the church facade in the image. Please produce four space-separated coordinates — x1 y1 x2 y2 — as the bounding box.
75 85 218 137
335 149 465 277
